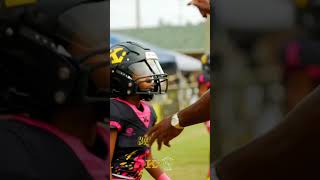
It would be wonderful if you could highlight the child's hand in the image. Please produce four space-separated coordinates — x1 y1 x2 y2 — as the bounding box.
157 173 171 180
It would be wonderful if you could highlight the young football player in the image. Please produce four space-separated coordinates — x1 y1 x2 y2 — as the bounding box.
109 41 171 180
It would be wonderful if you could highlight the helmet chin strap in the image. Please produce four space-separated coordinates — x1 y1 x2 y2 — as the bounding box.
140 94 154 101
136 87 154 101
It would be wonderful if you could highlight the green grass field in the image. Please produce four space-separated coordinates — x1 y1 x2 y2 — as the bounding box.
142 124 210 180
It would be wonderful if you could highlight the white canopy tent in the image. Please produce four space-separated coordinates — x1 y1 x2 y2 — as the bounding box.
166 50 202 72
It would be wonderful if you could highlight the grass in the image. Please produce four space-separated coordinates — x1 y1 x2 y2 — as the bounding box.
142 124 210 180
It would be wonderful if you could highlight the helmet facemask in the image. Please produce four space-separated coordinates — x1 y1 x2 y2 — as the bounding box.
130 59 168 96
130 58 168 102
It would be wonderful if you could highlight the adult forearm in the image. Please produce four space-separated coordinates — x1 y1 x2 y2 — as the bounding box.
179 90 211 127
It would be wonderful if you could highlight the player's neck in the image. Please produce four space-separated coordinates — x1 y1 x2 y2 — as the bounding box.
124 95 141 107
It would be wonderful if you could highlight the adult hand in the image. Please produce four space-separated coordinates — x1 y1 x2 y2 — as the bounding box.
146 115 183 150
188 0 210 18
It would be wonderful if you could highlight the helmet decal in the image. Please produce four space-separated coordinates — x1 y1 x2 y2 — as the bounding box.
110 47 127 65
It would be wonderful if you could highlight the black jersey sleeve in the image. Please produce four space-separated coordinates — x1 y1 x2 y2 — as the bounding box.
109 99 126 132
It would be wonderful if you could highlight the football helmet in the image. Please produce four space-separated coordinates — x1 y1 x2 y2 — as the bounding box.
0 0 109 116
110 41 168 101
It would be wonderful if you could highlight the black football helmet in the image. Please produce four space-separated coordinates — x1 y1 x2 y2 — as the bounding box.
110 41 168 101
0 0 109 117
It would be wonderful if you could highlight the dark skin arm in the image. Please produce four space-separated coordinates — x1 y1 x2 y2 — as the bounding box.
110 129 117 180
145 151 166 179
188 0 211 18
179 90 211 127
216 85 320 180
146 0 211 151
147 90 210 150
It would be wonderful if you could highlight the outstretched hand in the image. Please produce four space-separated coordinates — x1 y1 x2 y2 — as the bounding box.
146 116 183 150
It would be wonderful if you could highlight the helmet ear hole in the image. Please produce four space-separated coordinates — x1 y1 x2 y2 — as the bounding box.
111 71 136 97
111 74 122 95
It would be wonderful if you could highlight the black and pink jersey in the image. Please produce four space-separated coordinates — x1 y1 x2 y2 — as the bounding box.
109 98 157 180
0 115 109 180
